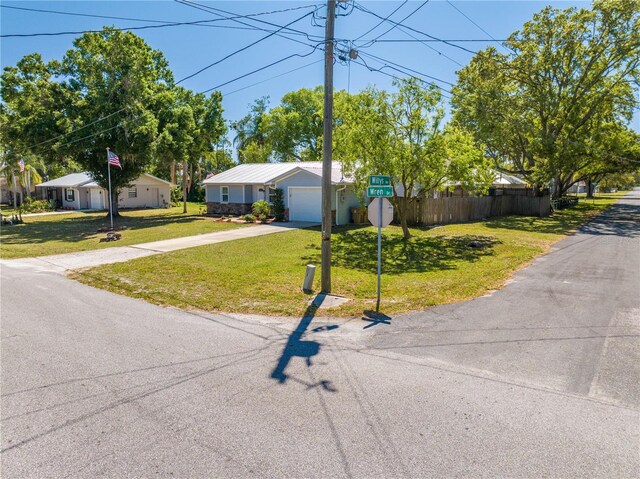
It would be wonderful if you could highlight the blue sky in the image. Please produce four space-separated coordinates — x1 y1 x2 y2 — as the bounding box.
2 0 638 139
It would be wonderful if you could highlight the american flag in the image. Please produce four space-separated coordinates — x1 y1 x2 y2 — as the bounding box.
18 158 25 172
107 150 122 168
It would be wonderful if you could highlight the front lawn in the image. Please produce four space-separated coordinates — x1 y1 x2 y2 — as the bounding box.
71 193 628 317
0 203 248 259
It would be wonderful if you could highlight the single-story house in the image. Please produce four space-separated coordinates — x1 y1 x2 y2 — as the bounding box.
36 172 171 210
203 162 361 224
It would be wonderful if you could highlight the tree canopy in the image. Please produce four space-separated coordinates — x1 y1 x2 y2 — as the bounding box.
337 78 492 239
1 27 226 213
452 0 640 197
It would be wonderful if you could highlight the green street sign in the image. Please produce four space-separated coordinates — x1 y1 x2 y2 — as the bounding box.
369 175 391 186
367 186 393 197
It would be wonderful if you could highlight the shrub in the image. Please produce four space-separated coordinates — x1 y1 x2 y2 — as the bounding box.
252 200 270 223
170 185 183 206
19 198 56 213
271 188 286 221
242 214 256 223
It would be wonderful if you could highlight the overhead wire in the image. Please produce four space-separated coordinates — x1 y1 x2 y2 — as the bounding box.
354 1 463 67
16 1 324 151
359 1 429 46
353 1 407 42
176 7 318 84
445 1 511 52
222 60 323 97
201 46 322 93
175 0 328 45
358 51 454 87
0 3 317 24
353 1 478 55
353 56 452 98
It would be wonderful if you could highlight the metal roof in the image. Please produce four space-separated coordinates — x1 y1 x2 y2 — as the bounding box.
37 172 94 188
37 172 172 188
203 162 351 185
494 173 527 185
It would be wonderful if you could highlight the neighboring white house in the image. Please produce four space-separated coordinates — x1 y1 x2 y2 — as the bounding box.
36 172 171 210
203 162 361 224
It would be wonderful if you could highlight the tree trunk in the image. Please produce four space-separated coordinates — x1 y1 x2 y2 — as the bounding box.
586 179 594 198
552 177 564 198
170 161 176 185
182 160 188 214
107 189 120 218
399 198 411 240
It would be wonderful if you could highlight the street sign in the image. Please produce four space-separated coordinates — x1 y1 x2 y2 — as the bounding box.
367 186 393 197
369 175 391 186
367 198 393 228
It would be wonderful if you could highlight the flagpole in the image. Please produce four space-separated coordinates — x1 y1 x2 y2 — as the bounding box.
107 148 114 230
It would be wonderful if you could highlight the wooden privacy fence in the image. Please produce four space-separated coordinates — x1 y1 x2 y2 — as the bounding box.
393 194 551 226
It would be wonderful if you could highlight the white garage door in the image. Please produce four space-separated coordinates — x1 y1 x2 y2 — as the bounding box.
289 187 322 222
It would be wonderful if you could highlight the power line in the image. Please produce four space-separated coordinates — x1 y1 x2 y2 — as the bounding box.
0 3 317 24
0 4 320 38
354 1 464 67
222 60 323 97
176 8 318 85
361 1 430 45
445 1 511 52
0 18 269 39
17 3 322 150
25 46 322 153
353 1 478 55
353 1 407 42
202 46 321 93
175 0 327 45
358 51 454 87
353 56 452 98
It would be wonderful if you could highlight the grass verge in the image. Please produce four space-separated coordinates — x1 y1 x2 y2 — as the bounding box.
70 193 628 317
0 203 247 259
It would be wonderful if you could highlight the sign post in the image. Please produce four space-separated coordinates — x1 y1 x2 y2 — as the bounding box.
367 175 393 312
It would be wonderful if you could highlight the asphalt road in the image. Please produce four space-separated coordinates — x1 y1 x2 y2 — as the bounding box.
1 191 638 478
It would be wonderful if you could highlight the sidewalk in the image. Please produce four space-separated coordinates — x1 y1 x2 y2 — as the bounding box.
1 210 85 218
1 221 318 272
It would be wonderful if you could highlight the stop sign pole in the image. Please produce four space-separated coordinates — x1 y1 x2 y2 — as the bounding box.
367 176 393 312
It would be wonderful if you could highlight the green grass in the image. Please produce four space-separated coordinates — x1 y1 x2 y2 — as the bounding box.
0 203 248 259
71 192 628 318
0 206 19 216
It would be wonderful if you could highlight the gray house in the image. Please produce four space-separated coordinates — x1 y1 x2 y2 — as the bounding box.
203 162 361 224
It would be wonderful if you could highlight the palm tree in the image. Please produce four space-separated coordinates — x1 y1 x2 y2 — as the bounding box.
232 97 269 163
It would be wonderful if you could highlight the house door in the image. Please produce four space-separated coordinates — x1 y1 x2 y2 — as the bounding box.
90 189 103 210
149 187 159 207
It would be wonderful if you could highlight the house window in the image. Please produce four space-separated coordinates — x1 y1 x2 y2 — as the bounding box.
268 187 277 204
221 186 229 203
128 187 137 198
65 189 75 202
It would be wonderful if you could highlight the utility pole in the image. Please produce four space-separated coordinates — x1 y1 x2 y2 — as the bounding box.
321 0 336 293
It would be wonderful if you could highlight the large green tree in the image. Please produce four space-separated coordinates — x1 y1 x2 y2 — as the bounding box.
233 88 351 163
337 78 492 240
56 28 175 215
452 0 640 197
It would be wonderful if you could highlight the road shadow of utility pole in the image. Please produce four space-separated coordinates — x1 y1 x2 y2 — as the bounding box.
361 310 392 329
270 295 338 392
